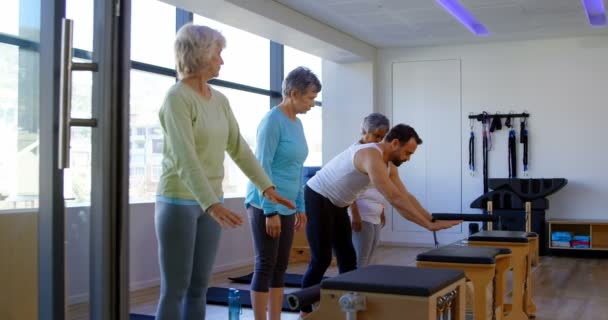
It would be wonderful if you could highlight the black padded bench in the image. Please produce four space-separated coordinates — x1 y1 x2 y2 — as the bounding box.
417 245 512 320
293 265 467 320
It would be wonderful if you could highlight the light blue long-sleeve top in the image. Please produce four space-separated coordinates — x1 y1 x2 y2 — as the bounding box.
245 106 308 215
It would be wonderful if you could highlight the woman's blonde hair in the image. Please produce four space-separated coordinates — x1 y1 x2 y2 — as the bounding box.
174 24 226 79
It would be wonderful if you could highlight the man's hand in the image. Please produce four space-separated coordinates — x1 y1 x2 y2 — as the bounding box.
380 211 386 228
427 220 461 232
266 214 281 238
263 187 296 210
294 212 307 231
208 204 244 228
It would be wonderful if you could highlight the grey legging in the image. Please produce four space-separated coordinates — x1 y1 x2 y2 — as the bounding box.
155 201 221 320
351 221 382 268
248 206 295 292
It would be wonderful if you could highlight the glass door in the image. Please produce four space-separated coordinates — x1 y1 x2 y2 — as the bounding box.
0 0 42 318
37 0 131 319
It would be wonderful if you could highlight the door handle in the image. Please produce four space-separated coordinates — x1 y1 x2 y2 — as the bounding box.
58 18 99 169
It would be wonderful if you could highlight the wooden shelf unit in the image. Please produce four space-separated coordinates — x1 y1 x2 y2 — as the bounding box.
548 219 608 250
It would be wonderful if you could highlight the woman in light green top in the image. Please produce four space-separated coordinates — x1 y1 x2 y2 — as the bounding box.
155 24 294 320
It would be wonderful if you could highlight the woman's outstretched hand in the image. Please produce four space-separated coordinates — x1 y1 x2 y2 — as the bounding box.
263 187 296 210
207 204 244 228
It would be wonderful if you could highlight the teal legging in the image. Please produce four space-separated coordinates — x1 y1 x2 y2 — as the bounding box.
155 201 221 320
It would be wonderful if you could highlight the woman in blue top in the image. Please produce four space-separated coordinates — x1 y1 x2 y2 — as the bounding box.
245 67 321 320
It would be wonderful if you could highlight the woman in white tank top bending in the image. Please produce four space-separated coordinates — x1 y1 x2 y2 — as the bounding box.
349 113 389 267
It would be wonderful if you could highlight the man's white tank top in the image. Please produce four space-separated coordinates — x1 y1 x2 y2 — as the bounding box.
307 143 383 208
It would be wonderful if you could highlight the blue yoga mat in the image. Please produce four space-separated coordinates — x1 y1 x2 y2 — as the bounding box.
128 286 297 317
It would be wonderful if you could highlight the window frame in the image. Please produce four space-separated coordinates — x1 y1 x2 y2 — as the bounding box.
0 5 323 205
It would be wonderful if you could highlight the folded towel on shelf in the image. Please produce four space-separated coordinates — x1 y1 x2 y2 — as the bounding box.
572 235 590 242
570 240 590 248
552 231 573 241
552 240 571 248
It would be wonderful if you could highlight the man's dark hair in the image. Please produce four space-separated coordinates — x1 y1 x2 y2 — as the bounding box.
384 124 422 145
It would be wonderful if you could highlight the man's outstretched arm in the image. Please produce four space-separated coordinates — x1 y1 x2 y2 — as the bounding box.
355 149 460 231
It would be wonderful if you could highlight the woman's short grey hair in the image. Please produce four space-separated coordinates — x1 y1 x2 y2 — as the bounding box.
282 67 322 98
174 24 226 79
361 113 390 134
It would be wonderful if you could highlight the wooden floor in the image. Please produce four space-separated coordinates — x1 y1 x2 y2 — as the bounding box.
68 245 608 320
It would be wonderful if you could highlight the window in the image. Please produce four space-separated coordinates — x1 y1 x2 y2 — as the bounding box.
131 0 176 68
151 165 162 182
129 70 175 203
300 107 323 167
66 0 94 52
284 46 323 166
212 86 270 197
152 139 163 154
284 46 323 101
0 0 18 36
0 38 40 209
193 15 270 90
0 43 24 209
0 4 325 206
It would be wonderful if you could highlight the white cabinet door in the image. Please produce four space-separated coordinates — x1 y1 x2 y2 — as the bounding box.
385 59 463 245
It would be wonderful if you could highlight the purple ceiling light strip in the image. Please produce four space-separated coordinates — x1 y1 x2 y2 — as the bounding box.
581 0 607 27
435 0 489 36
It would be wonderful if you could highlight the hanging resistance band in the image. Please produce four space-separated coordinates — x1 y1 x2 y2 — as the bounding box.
468 118 475 175
506 115 517 177
520 118 528 175
482 113 490 193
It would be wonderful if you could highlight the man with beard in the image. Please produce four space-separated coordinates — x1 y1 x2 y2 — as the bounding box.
299 123 461 315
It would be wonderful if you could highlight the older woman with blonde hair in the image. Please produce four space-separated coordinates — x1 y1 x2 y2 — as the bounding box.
155 24 294 320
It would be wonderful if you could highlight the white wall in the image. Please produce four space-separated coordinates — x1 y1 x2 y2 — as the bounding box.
385 59 464 245
377 35 608 246
321 60 376 161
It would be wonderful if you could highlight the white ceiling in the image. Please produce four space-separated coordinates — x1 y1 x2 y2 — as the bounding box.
274 0 608 48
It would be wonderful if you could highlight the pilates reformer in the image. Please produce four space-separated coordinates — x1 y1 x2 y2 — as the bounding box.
287 265 467 320
417 245 512 320
432 213 535 319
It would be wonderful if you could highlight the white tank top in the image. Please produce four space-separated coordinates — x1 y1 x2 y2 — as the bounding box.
307 143 383 208
348 187 385 225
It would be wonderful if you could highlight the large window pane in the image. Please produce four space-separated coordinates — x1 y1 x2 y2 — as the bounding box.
213 86 269 197
129 70 175 203
0 39 40 211
0 1 40 317
66 0 93 52
300 107 322 167
1 0 39 41
131 0 176 68
193 15 270 90
284 46 323 101
0 44 16 204
0 0 18 36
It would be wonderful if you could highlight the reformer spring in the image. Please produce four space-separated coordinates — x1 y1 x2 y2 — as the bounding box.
437 290 458 320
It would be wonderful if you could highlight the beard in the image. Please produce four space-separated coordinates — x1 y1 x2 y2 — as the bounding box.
391 150 405 167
